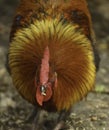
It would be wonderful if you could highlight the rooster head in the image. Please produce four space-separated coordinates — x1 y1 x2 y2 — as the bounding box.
35 46 57 106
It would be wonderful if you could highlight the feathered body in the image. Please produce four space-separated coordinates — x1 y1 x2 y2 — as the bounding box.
8 0 99 129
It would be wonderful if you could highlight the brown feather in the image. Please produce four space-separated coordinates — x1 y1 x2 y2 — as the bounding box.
8 0 97 112
10 0 92 41
9 19 96 111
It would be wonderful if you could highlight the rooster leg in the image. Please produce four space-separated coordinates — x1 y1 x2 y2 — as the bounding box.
26 106 39 123
53 109 71 130
58 110 71 121
32 110 48 130
53 121 65 130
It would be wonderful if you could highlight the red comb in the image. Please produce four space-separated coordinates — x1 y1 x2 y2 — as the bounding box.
40 46 50 85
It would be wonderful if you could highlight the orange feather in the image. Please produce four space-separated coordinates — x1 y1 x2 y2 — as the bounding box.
8 0 99 129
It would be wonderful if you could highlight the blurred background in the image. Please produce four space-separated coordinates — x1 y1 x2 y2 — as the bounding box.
0 0 109 130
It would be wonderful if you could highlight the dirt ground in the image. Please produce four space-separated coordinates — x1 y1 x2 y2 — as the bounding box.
0 0 109 130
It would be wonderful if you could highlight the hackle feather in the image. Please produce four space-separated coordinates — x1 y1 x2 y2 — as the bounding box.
9 19 96 110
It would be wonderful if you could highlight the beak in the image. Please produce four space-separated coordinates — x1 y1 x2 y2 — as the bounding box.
40 85 46 96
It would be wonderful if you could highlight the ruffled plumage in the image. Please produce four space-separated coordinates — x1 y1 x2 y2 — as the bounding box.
9 19 96 111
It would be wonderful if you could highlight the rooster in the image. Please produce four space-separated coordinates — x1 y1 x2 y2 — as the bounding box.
8 0 100 129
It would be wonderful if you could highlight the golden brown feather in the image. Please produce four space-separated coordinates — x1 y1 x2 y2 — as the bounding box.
9 19 95 110
8 0 99 129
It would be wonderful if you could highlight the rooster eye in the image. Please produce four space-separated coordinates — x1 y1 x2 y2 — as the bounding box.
16 15 22 20
15 15 23 26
